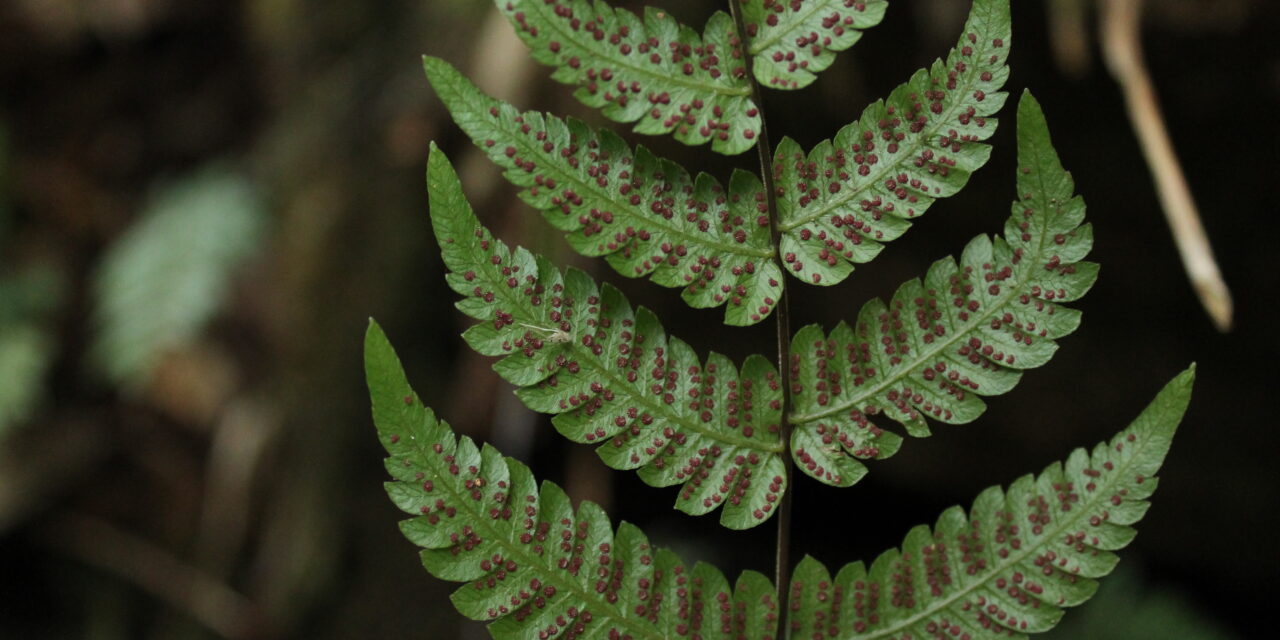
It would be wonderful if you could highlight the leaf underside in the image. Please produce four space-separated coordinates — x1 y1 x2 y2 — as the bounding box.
787 366 1194 639
743 0 889 90
427 145 787 529
425 57 782 327
497 0 762 155
787 92 1099 487
366 321 780 639
775 0 1010 287
368 321 1191 639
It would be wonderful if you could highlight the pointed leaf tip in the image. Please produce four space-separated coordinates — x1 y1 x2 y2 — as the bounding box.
789 79 1097 487
427 56 782 325
788 368 1192 637
424 147 787 529
495 0 760 154
774 0 1012 288
1017 89 1048 129
372 334 782 636
744 0 889 90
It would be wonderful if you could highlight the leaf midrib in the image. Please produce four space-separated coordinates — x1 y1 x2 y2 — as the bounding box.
566 338 785 453
788 261 1024 425
458 105 774 260
775 15 1002 233
464 226 784 455
852 417 1148 638
789 176 1059 427
524 0 752 97
402 431 657 639
747 0 835 54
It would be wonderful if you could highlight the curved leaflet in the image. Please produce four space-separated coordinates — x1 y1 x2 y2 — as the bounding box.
788 92 1098 486
428 145 787 529
498 0 762 155
366 321 780 638
743 0 889 90
371 319 1190 638
774 0 1010 286
425 57 782 327
787 366 1193 638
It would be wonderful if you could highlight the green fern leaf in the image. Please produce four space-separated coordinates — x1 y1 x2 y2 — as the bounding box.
787 365 1194 638
425 57 783 326
428 145 788 529
788 91 1095 486
496 0 762 155
743 0 889 90
365 320 782 637
775 0 1009 286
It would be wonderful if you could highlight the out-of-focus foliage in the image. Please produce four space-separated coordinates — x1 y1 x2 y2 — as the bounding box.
0 323 54 437
0 126 63 436
0 266 63 437
1045 565 1237 640
90 164 266 390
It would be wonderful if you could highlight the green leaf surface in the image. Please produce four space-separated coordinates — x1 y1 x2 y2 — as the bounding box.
743 0 889 90
365 321 781 637
0 323 54 436
428 145 787 529
371 322 1190 638
90 164 265 389
788 365 1194 638
788 92 1096 486
496 0 762 155
775 0 1010 286
425 57 782 326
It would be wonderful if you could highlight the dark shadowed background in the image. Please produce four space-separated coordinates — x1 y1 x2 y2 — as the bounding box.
0 0 1276 638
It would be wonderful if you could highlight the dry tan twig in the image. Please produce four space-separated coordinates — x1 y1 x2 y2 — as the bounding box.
1100 0 1233 331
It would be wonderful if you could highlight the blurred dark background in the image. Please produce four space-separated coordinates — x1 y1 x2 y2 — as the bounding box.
0 0 1276 638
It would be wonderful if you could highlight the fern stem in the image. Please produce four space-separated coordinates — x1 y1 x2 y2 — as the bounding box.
726 0 796 615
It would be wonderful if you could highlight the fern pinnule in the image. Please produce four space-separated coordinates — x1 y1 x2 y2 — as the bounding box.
498 0 762 155
424 57 783 327
787 365 1194 638
742 0 889 90
775 0 1010 287
366 320 781 637
787 91 1096 487
368 318 1192 639
428 144 787 529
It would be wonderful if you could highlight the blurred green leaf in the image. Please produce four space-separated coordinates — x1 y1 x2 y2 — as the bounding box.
90 163 266 390
0 266 64 326
1045 564 1237 640
0 323 54 436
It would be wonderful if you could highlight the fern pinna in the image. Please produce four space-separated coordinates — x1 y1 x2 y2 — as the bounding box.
369 0 1195 637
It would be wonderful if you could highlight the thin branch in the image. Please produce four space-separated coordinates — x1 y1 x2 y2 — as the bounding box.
1100 0 1233 331
726 0 795 614
44 513 267 639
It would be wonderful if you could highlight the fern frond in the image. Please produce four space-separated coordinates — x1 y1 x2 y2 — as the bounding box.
787 365 1194 639
496 0 761 155
366 320 781 637
774 0 1010 286
428 145 788 529
425 57 783 326
787 92 1096 486
743 0 889 90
